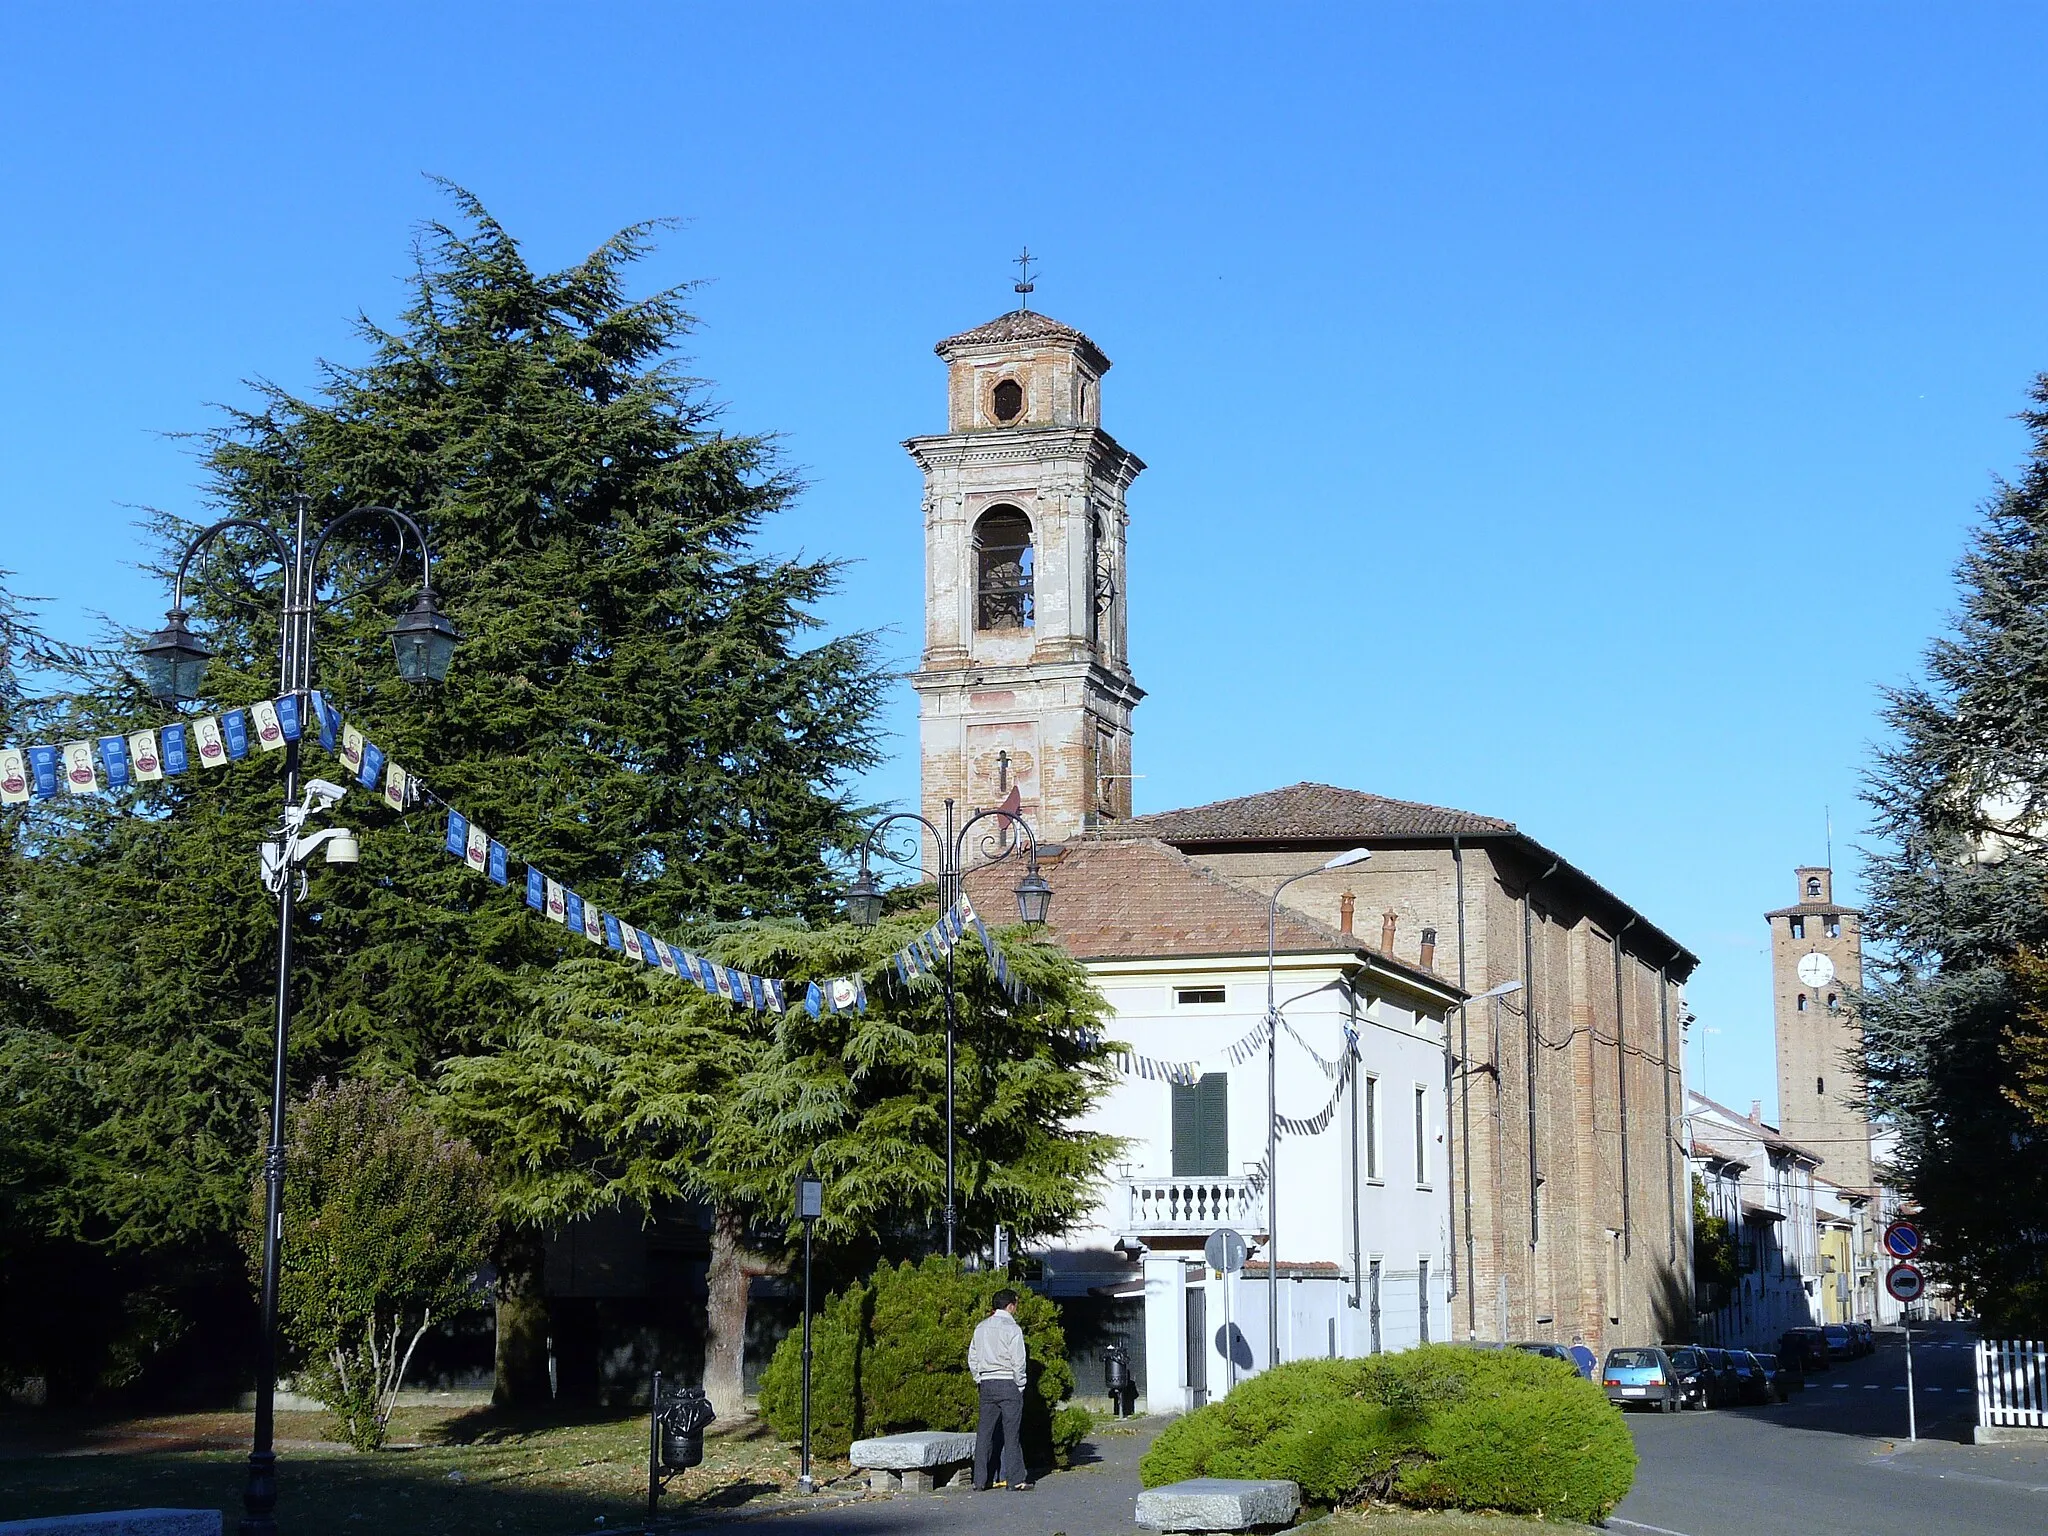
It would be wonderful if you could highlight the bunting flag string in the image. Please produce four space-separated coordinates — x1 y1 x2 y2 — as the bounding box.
2 687 867 1017
1281 1016 1347 1080
1275 1048 1357 1139
1224 1019 1272 1067
1110 1049 1200 1085
886 893 1035 1007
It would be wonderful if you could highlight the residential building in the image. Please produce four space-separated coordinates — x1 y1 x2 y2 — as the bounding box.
1687 1092 1824 1348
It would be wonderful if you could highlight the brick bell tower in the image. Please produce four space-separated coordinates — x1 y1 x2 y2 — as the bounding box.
1769 866 1874 1190
905 306 1144 849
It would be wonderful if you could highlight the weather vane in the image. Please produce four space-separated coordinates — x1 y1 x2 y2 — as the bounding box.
1013 247 1037 311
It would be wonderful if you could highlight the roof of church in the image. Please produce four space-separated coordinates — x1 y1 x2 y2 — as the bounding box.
965 836 1460 997
936 309 1110 368
1124 782 1515 843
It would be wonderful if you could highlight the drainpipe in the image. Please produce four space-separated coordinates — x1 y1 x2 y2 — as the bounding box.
1452 837 1475 1337
1348 981 1364 1311
1425 924 1455 1312
1614 916 1637 1260
1524 860 1560 1252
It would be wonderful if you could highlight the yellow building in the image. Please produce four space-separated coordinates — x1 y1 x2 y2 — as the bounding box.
1817 1219 1855 1324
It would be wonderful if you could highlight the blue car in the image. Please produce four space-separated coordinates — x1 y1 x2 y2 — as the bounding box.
1602 1346 1681 1412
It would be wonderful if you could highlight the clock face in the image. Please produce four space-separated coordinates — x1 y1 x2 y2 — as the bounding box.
1797 951 1835 989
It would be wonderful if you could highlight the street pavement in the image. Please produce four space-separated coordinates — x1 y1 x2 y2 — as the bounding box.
1612 1320 2048 1536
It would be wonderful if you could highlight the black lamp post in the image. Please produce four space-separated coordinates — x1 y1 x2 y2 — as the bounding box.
796 1162 824 1495
846 797 1050 1257
138 501 458 1536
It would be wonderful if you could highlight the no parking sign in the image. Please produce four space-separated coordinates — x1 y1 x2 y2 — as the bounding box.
1884 1220 1923 1259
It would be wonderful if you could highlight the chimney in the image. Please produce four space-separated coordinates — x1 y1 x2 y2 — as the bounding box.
1381 909 1398 953
1420 926 1437 971
1750 1099 1763 1124
1339 891 1356 936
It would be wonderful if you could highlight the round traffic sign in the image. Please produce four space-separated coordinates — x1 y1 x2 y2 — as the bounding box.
1204 1228 1247 1274
1884 1220 1923 1259
1886 1262 1925 1303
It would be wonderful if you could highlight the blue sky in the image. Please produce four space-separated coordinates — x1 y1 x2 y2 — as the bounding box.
5 4 2046 1122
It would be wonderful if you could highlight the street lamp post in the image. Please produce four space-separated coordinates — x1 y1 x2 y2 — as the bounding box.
795 1162 824 1494
846 797 1051 1258
1265 847 1371 1373
138 502 458 1536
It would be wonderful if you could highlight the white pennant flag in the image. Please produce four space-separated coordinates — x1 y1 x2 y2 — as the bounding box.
384 761 408 811
655 941 681 977
0 749 29 805
250 699 287 752
582 902 604 945
340 723 364 775
621 927 645 962
544 878 566 923
192 715 227 769
127 730 163 781
61 741 98 795
464 822 489 874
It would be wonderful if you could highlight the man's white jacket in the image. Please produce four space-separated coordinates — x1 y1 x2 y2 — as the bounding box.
967 1309 1028 1387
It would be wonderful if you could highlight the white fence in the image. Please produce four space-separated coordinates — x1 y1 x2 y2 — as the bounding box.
1975 1338 2048 1429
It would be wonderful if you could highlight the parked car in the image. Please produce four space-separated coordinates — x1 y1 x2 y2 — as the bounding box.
1662 1345 1715 1409
1730 1350 1771 1405
1779 1326 1831 1372
1602 1347 1682 1412
1822 1323 1855 1360
1752 1351 1796 1402
1851 1321 1876 1356
1697 1347 1742 1406
1511 1341 1592 1378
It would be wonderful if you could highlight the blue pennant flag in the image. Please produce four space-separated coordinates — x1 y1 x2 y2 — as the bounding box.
487 841 509 886
602 913 624 951
894 951 911 987
25 745 59 799
973 915 998 964
310 691 340 752
747 974 766 1011
445 811 467 859
221 710 250 760
695 955 719 991
357 741 385 791
855 977 868 1013
636 929 660 965
524 867 546 911
97 736 130 790
275 693 302 742
160 724 188 774
767 978 785 1012
564 890 586 935
805 982 823 1019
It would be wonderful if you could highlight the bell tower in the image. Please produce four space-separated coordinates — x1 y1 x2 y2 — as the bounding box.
906 307 1144 846
1769 866 1873 1190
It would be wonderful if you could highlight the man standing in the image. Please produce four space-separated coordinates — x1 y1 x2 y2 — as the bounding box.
968 1289 1032 1492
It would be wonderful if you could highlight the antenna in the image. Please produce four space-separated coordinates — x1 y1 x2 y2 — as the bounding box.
1826 805 1833 872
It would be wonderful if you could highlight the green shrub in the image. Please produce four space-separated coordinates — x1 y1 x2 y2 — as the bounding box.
1139 1345 1635 1523
759 1257 1090 1466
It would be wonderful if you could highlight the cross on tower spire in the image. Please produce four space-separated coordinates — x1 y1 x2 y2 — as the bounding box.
1012 247 1037 311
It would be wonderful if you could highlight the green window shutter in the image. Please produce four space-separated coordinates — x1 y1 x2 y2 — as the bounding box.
1198 1073 1229 1177
1172 1081 1200 1176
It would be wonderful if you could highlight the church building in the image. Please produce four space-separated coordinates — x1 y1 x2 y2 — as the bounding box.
911 302 1699 1409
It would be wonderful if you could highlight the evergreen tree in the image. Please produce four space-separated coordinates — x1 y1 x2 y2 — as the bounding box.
10 191 885 1400
438 917 1122 1418
1861 375 2048 1333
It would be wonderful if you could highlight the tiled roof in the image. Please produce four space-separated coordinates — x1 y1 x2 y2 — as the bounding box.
963 837 1455 995
1126 782 1514 843
936 309 1106 363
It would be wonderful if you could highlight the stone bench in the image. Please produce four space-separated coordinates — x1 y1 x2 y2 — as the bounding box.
1135 1478 1301 1532
848 1429 977 1492
0 1514 222 1536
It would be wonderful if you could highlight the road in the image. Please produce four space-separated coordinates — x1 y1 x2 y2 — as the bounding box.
1612 1321 2048 1536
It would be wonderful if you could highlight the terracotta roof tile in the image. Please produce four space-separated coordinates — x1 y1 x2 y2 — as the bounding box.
1124 782 1514 844
937 309 1098 352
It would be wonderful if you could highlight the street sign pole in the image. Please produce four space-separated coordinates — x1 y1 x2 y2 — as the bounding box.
1904 1319 1916 1442
1205 1229 1247 1399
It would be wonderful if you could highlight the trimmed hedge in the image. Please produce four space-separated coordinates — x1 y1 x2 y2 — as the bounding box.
759 1257 1091 1466
1140 1346 1635 1522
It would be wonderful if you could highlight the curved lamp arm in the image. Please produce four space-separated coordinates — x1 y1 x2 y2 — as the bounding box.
165 517 297 611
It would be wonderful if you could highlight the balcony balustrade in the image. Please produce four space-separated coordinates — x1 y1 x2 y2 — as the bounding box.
1118 1174 1261 1236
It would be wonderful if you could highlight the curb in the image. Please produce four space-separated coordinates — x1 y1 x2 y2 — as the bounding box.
629 1486 876 1533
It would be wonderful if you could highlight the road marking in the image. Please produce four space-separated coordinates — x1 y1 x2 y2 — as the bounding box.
1832 1383 1848 1389
1608 1519 1701 1536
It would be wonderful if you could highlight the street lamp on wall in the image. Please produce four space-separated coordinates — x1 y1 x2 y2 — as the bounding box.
846 797 1049 1256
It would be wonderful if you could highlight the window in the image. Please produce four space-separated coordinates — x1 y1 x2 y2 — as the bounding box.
1825 915 1842 939
1175 986 1226 1007
1807 877 1822 898
1368 1260 1383 1354
1413 1085 1430 1186
1789 916 1805 940
974 507 1034 629
991 377 1023 422
1826 993 1839 1013
1796 995 1807 1012
1418 1258 1431 1342
1817 1076 1825 1096
1364 1075 1380 1180
1170 1072 1229 1177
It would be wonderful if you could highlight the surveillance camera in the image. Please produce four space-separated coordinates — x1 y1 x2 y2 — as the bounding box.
304 779 348 810
323 830 360 866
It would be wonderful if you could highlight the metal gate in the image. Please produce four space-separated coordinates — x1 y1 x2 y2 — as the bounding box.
1185 1284 1208 1408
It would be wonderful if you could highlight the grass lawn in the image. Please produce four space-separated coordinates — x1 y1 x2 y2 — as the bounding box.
0 1403 836 1535
1312 1508 1598 1533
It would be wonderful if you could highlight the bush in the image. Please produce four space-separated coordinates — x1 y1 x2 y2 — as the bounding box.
760 1257 1091 1466
1139 1346 1635 1522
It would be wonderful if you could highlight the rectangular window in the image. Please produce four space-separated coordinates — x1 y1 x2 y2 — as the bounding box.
1413 1085 1430 1186
1418 1258 1431 1343
1789 916 1805 940
1368 1259 1383 1354
1825 915 1842 939
1174 986 1226 1007
1364 1076 1380 1180
1171 1072 1229 1177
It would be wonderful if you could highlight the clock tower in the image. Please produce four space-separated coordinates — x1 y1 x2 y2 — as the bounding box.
906 307 1144 849
1769 866 1873 1190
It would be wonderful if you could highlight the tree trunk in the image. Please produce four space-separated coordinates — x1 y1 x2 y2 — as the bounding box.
492 1224 553 1410
704 1205 775 1422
